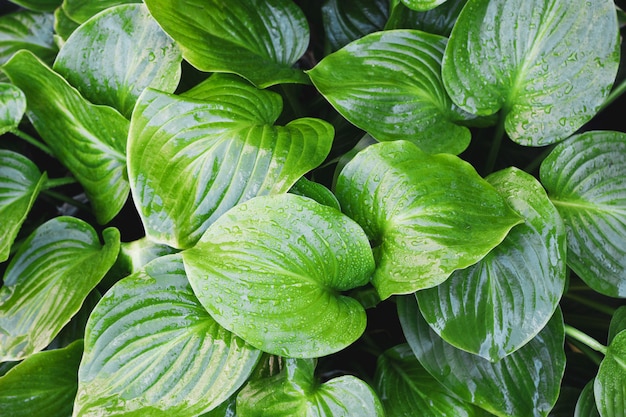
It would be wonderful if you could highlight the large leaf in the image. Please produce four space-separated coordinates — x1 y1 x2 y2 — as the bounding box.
61 0 141 24
0 150 47 262
594 330 626 417
237 358 384 416
386 0 467 36
0 217 119 361
0 82 25 135
417 168 567 361
335 140 522 299
399 296 566 417
2 50 130 224
321 0 388 51
54 3 182 118
183 194 375 358
144 0 310 88
540 131 626 297
308 29 471 155
128 80 333 249
442 0 620 146
0 10 57 65
75 254 261 417
0 340 83 417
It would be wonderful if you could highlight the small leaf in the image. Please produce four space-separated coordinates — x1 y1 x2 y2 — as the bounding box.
575 380 600 417
443 0 620 146
53 6 79 42
75 254 261 417
144 0 310 88
417 168 567 361
321 0 388 51
0 82 26 135
401 0 448 12
0 340 83 417
183 194 374 358
386 0 466 36
540 131 626 297
61 0 141 24
288 176 341 211
335 140 522 299
2 50 130 224
594 330 626 417
54 3 182 118
0 217 120 361
6 0 61 13
0 10 57 65
308 30 471 155
609 307 626 345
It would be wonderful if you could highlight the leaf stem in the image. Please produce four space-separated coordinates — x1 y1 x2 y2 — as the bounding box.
280 84 305 119
600 77 626 112
522 145 555 174
564 324 607 355
11 129 53 155
484 112 506 174
42 190 90 212
564 292 616 316
43 176 78 189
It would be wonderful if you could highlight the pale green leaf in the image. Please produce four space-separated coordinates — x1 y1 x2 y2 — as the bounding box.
594 330 626 417
61 0 141 24
0 82 25 135
0 10 57 65
401 0 448 12
321 0 388 51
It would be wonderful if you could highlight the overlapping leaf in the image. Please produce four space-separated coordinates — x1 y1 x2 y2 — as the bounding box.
386 0 467 36
53 6 79 42
400 0 448 11
575 380 600 417
321 0 388 51
417 168 566 361
7 0 60 13
335 140 521 299
443 0 620 146
61 0 141 24
0 217 119 361
0 10 57 65
594 330 626 417
75 255 261 417
540 131 626 297
183 194 374 358
0 82 25 134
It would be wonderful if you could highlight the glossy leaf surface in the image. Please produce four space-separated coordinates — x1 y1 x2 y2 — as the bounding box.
443 0 620 145
128 82 332 249
417 168 566 361
53 6 79 42
609 306 626 344
6 0 60 13
2 50 130 224
575 380 600 417
595 330 626 417
54 3 182 118
335 140 521 299
144 0 310 87
61 0 141 23
401 0 448 11
0 10 57 65
0 217 119 361
75 255 261 417
386 0 466 36
183 194 374 358
308 30 471 155
540 131 626 296
0 82 25 134
288 176 340 210
321 0 388 51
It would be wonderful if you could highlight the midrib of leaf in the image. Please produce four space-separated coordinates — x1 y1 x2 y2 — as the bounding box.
386 357 432 403
550 198 626 215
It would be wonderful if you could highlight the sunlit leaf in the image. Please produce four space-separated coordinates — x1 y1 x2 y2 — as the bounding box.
594 330 626 417
61 0 141 24
321 0 388 51
0 10 57 65
288 176 340 211
0 82 25 134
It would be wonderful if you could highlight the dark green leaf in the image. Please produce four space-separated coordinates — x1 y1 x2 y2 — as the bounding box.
321 0 388 51
52 6 79 42
609 307 626 345
0 83 25 135
0 10 57 65
549 386 582 417
386 0 466 37
61 0 141 24
575 380 600 417
400 0 449 12
594 330 626 417
7 0 61 12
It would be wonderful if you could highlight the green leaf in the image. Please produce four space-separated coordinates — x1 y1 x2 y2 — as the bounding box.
321 0 388 51
75 254 261 417
144 0 310 88
0 82 25 135
386 0 466 36
609 307 626 345
540 131 626 297
0 217 120 361
375 344 490 416
61 0 141 24
7 0 61 12
183 194 374 358
237 358 384 416
129 82 333 249
2 50 130 224
0 340 82 417
53 6 79 42
442 0 620 146
335 140 522 299
417 168 566 361
0 10 57 65
308 29 471 155
400 0 448 12
288 176 341 211
54 3 182 118
575 380 600 417
550 386 583 417
0 150 47 262
594 330 626 417
399 296 566 417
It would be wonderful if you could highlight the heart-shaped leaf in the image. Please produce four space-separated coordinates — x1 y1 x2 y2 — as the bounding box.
575 380 600 417
183 194 375 358
321 0 388 51
237 358 384 416
399 295 566 417
128 82 333 249
144 0 310 88
75 254 261 417
417 167 567 361
442 0 620 146
540 131 626 297
386 0 466 37
400 0 448 11
335 140 522 299
0 217 119 361
6 0 60 13
0 339 82 417
2 50 130 224
594 330 626 417
0 83 25 135
308 30 471 155
54 3 182 118
61 0 141 24
0 10 57 65
0 150 47 262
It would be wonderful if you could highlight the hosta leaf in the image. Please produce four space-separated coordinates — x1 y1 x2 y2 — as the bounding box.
144 0 310 88
399 296 566 417
400 0 448 12
442 0 620 146
575 380 600 417
53 6 79 42
183 194 374 358
75 254 261 417
0 10 57 65
609 306 626 344
550 387 583 417
321 0 388 51
0 217 119 361
417 168 566 361
237 358 384 416
288 176 340 211
54 3 182 118
2 50 130 224
375 344 489 416
0 339 82 417
7 0 61 12
594 330 626 417
540 131 626 297
0 82 25 134
0 150 47 262
61 0 141 24
308 30 470 155
129 83 332 249
335 140 522 299
386 0 466 37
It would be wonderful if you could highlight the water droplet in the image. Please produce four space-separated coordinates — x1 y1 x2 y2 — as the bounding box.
558 118 567 126
148 51 156 62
